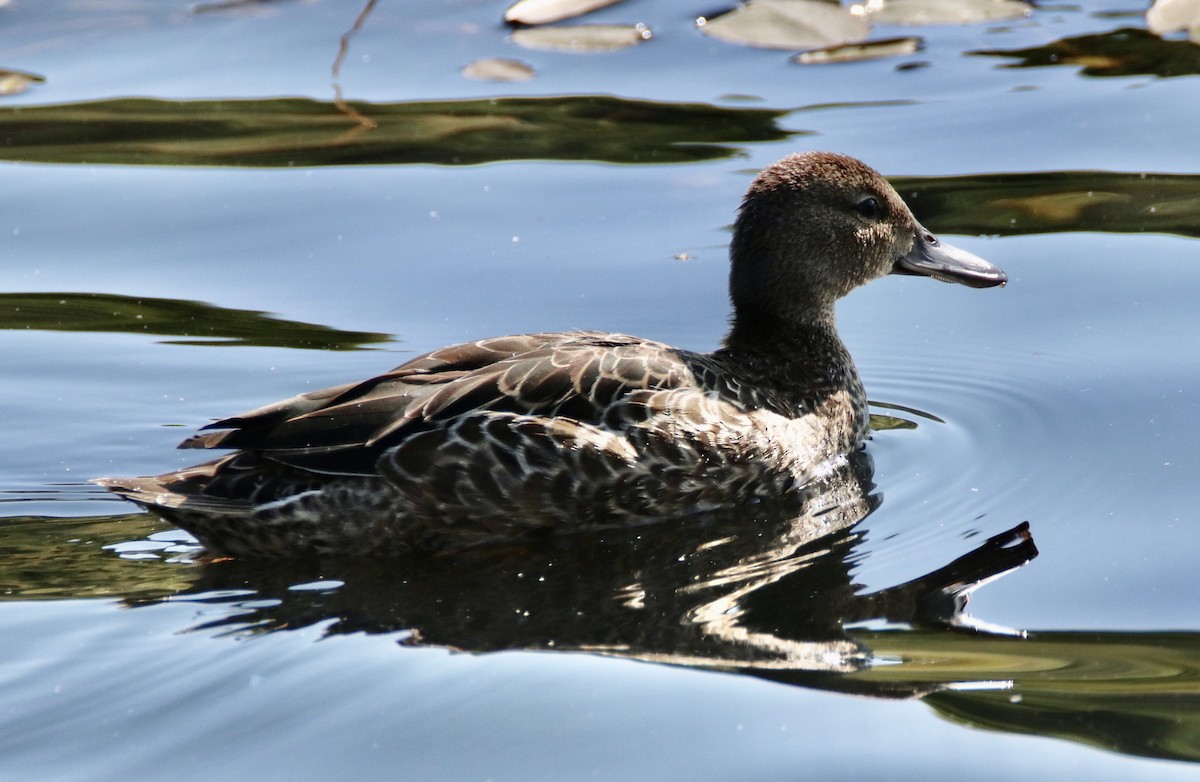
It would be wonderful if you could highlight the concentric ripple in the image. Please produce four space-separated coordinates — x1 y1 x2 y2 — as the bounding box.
850 339 1104 590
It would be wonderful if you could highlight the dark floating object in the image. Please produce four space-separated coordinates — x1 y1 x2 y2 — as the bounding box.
97 152 1005 557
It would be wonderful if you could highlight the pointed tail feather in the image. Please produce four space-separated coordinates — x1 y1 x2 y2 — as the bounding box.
92 475 253 515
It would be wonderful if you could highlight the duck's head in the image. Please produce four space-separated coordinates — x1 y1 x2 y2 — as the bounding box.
729 152 1005 326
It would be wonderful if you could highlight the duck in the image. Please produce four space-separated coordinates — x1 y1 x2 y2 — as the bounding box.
96 152 1005 557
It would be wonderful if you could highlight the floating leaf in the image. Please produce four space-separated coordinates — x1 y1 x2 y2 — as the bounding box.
793 35 922 63
698 0 869 51
866 0 1031 25
1148 0 1200 43
510 23 652 52
504 0 626 26
0 68 45 97
461 58 536 82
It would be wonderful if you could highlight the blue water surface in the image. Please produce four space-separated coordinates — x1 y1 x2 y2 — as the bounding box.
2 1 1200 779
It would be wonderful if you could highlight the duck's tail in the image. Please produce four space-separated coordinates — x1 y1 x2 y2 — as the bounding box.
92 457 254 516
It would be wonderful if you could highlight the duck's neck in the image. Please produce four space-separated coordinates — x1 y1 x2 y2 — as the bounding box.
719 307 843 368
714 308 866 421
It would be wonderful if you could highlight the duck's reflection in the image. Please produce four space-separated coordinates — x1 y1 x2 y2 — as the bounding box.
166 450 1035 693
135 462 1200 765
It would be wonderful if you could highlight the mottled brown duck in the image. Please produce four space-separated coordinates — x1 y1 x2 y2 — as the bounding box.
96 152 1005 557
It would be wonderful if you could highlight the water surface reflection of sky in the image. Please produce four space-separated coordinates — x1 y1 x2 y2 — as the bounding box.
2 1 1199 780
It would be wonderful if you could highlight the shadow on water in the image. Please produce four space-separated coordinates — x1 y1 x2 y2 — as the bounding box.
8 454 1200 765
0 292 392 350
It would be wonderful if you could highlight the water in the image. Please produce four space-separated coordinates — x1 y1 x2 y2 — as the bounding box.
3 1 1200 779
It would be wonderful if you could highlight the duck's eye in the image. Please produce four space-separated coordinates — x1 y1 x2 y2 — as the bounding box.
855 197 880 219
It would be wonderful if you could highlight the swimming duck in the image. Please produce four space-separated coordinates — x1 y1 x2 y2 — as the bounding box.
97 152 1005 556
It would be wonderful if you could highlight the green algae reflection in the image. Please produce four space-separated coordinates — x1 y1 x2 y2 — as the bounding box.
3 94 1196 238
895 170 1200 239
973 27 1200 79
0 513 189 600
0 95 792 167
856 628 1200 764
0 292 391 350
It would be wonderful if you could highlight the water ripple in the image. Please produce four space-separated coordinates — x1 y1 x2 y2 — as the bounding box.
854 342 1093 583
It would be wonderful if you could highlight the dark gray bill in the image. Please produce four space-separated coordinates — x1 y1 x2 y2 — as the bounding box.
893 225 1006 288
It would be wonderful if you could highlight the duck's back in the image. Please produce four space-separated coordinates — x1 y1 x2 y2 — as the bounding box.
99 329 863 555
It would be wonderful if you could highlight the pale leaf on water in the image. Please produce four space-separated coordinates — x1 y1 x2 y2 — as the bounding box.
864 0 1031 26
0 68 45 96
504 0 626 26
510 23 651 52
461 58 536 82
793 35 922 63
697 0 870 51
1148 0 1200 43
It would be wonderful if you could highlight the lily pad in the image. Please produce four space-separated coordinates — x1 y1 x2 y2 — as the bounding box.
0 68 44 96
504 0 626 26
867 0 1031 26
793 35 922 63
698 0 870 51
1148 0 1200 43
461 58 536 82
510 23 652 52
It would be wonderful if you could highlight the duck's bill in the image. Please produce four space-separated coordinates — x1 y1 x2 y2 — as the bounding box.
893 227 1006 289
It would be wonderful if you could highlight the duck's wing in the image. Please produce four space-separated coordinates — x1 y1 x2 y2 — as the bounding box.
180 332 702 477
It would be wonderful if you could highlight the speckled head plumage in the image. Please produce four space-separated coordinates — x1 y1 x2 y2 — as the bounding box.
729 152 1004 329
